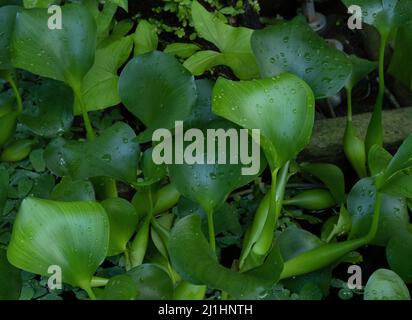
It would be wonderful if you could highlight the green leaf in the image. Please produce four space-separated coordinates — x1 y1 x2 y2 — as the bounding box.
73 36 133 115
386 230 412 283
101 197 139 256
50 177 96 201
364 269 410 300
134 20 158 56
0 111 17 147
0 139 36 162
44 122 140 183
347 178 410 246
107 0 127 12
342 0 412 36
0 248 21 300
251 17 352 98
7 197 109 292
169 214 284 299
164 43 201 59
23 0 55 8
20 79 74 137
381 174 412 198
11 4 96 92
212 74 315 169
389 22 412 89
190 0 259 79
183 50 225 76
0 5 20 70
127 264 174 300
278 226 323 261
101 274 137 300
380 134 412 187
168 120 265 212
345 54 377 90
300 163 346 204
119 51 197 142
368 144 392 178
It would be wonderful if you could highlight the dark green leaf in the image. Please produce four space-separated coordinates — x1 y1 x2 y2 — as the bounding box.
0 248 21 300
386 230 412 283
50 177 96 201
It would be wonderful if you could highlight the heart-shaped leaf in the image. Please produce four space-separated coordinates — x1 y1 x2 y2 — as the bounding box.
73 36 133 115
347 178 410 246
342 0 412 37
251 17 352 98
364 269 410 300
44 122 140 183
386 230 412 283
101 197 139 256
101 274 137 300
20 79 74 137
0 5 20 70
169 214 284 299
0 248 21 300
189 0 259 79
345 54 377 90
212 74 314 169
119 51 197 142
11 4 96 92
7 197 109 294
168 119 265 212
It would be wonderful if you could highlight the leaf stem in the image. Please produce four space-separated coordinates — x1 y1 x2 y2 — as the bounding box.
90 276 109 287
280 192 381 279
365 33 388 153
74 89 95 141
6 74 22 115
83 286 96 300
206 207 216 253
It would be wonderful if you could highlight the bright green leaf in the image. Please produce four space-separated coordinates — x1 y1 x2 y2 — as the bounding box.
364 269 410 300
134 20 158 56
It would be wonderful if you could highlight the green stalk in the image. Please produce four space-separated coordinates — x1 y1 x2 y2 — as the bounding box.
127 188 154 269
90 276 109 287
344 87 367 178
365 33 389 154
280 192 381 279
74 89 95 141
206 207 216 253
83 285 96 300
6 75 22 115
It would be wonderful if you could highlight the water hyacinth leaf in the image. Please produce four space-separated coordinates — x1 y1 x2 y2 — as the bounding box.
164 43 201 59
50 177 96 201
107 0 127 12
134 20 158 56
183 50 225 77
44 122 140 183
212 74 315 169
190 0 259 79
0 5 20 70
345 55 377 90
380 134 412 187
300 163 345 204
101 198 139 256
0 139 36 162
278 227 323 261
20 79 74 137
168 120 266 212
23 0 55 8
119 51 197 142
347 178 410 246
7 198 109 293
251 17 352 98
169 215 284 299
127 264 174 300
381 174 412 198
386 230 412 283
0 248 21 300
140 147 166 185
389 22 412 89
364 269 410 300
73 36 133 115
368 144 392 178
11 4 96 92
342 0 412 36
101 274 137 300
